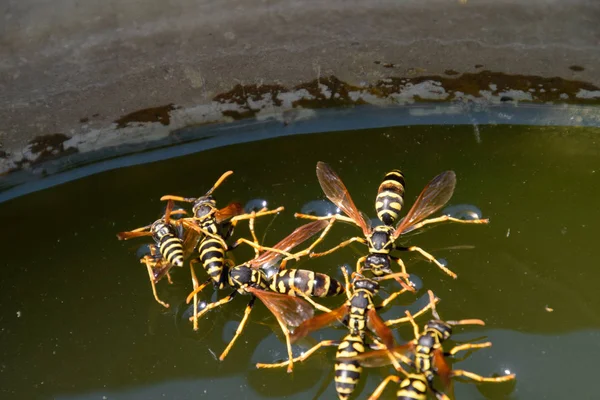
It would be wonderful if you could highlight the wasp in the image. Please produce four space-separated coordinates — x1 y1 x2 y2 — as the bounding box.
185 219 342 371
347 290 516 398
160 170 283 325
296 162 489 283
117 200 201 308
366 368 450 400
256 269 437 400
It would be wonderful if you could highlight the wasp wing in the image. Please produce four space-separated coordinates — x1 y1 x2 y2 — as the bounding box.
339 344 414 367
246 287 314 328
394 171 456 237
290 304 349 343
249 220 329 269
215 202 244 223
367 308 396 349
316 162 370 236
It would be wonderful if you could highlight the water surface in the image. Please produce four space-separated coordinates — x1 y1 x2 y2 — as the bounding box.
1 124 599 399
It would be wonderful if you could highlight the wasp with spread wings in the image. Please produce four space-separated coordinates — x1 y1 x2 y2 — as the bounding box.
296 162 489 283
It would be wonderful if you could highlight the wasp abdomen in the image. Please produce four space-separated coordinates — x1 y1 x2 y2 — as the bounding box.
269 269 344 297
158 235 184 267
198 237 227 286
376 170 406 226
334 334 365 400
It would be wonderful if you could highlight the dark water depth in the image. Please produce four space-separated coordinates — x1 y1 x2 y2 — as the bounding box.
1 124 599 399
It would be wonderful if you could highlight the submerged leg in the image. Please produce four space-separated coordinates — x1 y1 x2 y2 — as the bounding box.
309 236 366 258
398 246 457 279
256 339 338 369
219 296 256 361
451 369 516 383
144 262 169 308
368 375 401 400
405 215 489 233
189 290 238 329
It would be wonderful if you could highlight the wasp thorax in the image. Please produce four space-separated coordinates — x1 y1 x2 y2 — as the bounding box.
353 277 379 294
229 265 253 288
425 319 452 341
364 254 392 276
151 221 172 239
192 196 217 219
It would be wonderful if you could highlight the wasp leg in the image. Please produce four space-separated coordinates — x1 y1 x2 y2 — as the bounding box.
445 342 492 361
397 246 457 279
377 288 410 309
367 375 401 400
341 266 353 300
143 261 169 308
385 296 439 328
389 255 412 288
294 212 357 225
450 369 516 383
230 206 285 224
232 238 298 260
220 296 256 361
280 218 336 270
256 339 339 369
406 215 490 233
189 290 238 327
165 271 173 284
289 285 333 313
189 258 212 330
309 236 366 258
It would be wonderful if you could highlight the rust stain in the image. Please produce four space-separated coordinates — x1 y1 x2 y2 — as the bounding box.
372 70 600 104
28 133 78 165
115 104 177 128
569 65 585 72
444 69 460 76
213 84 287 120
292 76 367 108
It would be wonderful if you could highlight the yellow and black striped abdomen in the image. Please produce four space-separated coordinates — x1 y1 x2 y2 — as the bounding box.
397 375 428 400
198 237 227 287
158 234 184 267
268 269 344 297
376 170 406 226
334 334 365 400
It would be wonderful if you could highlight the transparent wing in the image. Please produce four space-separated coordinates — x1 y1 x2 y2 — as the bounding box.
394 171 456 237
249 220 329 269
316 161 370 236
246 287 315 328
290 304 349 343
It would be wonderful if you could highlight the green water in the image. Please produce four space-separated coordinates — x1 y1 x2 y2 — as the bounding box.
1 124 599 399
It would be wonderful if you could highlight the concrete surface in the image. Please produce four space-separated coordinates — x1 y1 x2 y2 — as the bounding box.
1 0 599 176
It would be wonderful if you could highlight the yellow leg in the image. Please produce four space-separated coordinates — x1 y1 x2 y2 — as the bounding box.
377 287 409 309
341 266 352 300
233 238 298 260
165 271 173 284
385 296 439 328
451 369 516 383
400 246 457 279
256 339 338 369
280 218 336 268
294 212 357 225
145 263 169 308
405 215 489 233
220 297 255 361
310 236 366 258
189 291 238 327
446 342 492 356
230 206 285 223
289 285 333 313
368 375 401 400
355 256 367 275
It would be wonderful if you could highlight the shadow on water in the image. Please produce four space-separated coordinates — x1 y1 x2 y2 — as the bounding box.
1 117 600 399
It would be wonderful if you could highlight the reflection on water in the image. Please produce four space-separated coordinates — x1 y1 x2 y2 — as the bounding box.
1 124 600 399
